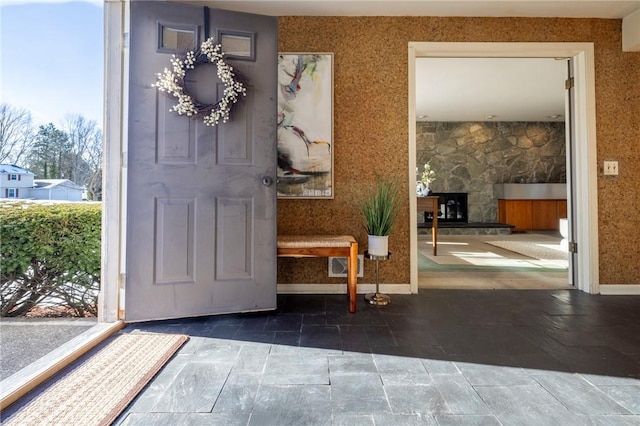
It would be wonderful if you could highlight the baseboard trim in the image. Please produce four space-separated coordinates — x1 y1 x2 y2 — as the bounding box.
599 284 640 295
277 283 412 294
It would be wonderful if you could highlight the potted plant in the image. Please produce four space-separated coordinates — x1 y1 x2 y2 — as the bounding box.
358 175 400 256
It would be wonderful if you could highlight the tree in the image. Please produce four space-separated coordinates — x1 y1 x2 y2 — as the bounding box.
85 168 102 201
28 123 72 179
1 105 104 199
62 114 103 200
0 103 36 165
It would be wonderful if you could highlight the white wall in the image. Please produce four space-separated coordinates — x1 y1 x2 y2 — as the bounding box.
0 174 34 192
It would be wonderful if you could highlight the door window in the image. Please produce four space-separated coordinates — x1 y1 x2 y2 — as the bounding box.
158 23 197 53
217 30 255 61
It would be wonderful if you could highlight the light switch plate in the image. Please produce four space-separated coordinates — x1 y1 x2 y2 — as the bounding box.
604 161 619 175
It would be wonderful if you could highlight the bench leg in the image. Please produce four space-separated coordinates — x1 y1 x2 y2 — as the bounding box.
348 242 358 313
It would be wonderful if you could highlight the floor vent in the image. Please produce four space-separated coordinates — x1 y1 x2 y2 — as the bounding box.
328 255 364 278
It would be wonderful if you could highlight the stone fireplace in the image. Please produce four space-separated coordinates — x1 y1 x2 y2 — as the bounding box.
417 121 566 224
431 192 468 223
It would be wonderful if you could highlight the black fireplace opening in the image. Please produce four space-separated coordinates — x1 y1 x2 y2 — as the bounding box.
426 192 468 223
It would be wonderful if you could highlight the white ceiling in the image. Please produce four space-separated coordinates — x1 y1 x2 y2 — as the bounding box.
207 0 640 19
203 0 639 122
416 57 568 122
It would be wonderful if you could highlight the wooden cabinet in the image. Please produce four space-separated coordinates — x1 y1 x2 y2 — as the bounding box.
557 200 567 218
498 199 567 231
499 199 532 230
532 200 558 230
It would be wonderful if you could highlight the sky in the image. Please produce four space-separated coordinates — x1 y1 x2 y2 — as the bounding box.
0 0 104 129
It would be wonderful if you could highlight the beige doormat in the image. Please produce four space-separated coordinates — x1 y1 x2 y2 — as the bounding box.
485 240 568 261
2 332 188 426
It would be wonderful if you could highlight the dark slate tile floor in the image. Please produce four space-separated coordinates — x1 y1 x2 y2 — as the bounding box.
116 290 640 425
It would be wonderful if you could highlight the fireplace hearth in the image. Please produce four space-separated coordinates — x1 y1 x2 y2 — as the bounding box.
426 192 468 223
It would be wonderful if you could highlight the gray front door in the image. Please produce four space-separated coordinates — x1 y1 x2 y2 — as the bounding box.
125 2 277 322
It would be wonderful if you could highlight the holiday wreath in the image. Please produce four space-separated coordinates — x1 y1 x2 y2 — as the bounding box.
153 37 246 127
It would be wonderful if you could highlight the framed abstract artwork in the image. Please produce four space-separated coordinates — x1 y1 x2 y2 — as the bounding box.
277 53 334 199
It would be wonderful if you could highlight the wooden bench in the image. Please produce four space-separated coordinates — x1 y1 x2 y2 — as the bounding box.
277 235 359 313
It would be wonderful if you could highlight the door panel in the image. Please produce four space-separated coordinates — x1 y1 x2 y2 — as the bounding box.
125 2 277 321
218 88 254 164
157 98 197 164
154 197 195 284
216 197 253 280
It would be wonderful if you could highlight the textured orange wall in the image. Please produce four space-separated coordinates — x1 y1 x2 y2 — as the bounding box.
277 17 640 286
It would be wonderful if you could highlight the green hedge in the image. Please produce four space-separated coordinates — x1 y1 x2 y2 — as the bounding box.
0 202 101 317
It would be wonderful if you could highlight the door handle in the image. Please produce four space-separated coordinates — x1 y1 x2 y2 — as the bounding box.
262 176 274 186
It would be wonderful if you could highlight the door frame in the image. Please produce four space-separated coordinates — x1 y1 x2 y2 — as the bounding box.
100 0 129 322
408 42 599 295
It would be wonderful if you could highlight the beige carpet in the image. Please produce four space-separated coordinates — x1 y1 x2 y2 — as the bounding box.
485 240 568 261
3 332 188 426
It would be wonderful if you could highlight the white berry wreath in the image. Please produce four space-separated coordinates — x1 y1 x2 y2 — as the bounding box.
153 37 246 127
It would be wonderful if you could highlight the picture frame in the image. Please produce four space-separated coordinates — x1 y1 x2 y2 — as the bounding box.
277 53 334 199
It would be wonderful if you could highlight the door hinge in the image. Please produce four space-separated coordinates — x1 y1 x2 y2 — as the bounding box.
118 273 126 320
565 77 575 90
568 241 578 253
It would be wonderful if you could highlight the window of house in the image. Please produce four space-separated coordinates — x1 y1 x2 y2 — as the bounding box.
9 174 17 180
7 188 17 198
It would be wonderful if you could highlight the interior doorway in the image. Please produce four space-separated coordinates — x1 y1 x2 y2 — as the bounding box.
415 56 570 290
408 42 600 295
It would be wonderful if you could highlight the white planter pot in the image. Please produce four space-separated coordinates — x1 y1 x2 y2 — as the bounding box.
368 235 389 257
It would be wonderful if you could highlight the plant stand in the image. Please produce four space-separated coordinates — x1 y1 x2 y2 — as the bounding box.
364 251 391 306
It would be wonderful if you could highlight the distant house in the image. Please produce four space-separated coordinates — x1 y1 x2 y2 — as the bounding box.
0 164 34 199
31 179 85 202
0 164 85 201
